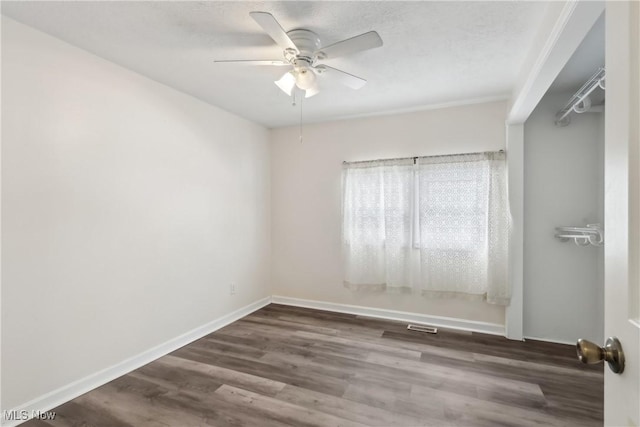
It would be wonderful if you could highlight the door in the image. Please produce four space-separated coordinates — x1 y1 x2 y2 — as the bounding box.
604 2 640 426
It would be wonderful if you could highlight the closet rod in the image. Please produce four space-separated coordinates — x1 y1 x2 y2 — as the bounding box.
343 150 505 165
555 67 605 126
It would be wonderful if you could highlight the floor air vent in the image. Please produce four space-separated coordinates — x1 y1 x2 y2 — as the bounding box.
407 324 438 334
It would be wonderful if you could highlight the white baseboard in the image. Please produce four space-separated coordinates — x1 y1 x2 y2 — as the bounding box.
1 296 272 427
271 295 505 336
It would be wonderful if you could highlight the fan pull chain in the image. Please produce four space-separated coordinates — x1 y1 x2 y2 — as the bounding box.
299 92 303 143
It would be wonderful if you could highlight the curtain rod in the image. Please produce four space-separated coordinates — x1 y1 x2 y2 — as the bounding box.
342 150 505 165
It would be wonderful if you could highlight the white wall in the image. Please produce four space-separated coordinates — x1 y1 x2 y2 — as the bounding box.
1 17 271 411
523 90 604 344
271 101 507 326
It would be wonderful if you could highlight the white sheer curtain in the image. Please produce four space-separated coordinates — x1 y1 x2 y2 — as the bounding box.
342 151 510 305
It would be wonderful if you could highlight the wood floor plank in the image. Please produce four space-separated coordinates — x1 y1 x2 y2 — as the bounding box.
25 401 133 427
275 314 386 338
171 345 349 397
383 329 599 372
275 384 423 427
214 384 367 427
158 354 287 396
206 328 366 361
259 351 355 382
342 378 411 413
127 366 293 427
367 352 545 399
23 304 603 427
293 330 423 360
16 422 53 427
79 377 214 427
410 385 564 427
134 360 224 395
201 329 318 354
240 314 341 336
472 352 603 378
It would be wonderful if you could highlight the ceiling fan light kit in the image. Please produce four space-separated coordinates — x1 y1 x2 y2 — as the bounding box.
214 11 383 101
275 72 296 96
294 68 316 91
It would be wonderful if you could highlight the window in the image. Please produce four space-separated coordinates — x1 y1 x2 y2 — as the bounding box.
342 152 510 305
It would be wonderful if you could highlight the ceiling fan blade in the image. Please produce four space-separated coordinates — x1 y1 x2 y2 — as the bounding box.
214 59 289 66
317 65 366 90
315 31 383 59
250 12 298 52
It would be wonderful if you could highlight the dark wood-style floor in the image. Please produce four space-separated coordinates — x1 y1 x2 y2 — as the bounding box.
26 304 603 427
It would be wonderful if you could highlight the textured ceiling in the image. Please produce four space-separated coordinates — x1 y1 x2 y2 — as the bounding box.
2 1 550 128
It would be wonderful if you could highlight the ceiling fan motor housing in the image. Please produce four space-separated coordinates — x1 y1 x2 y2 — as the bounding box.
286 29 322 65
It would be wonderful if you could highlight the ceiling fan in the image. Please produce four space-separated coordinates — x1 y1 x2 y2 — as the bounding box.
215 12 383 98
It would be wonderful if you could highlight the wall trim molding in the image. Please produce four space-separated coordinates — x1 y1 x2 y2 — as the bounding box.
505 123 525 341
307 95 509 128
271 295 505 336
1 296 272 427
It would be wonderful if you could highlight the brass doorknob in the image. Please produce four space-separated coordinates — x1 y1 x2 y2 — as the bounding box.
576 337 625 374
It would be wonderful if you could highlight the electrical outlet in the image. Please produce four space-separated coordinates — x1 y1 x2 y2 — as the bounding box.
230 283 236 295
